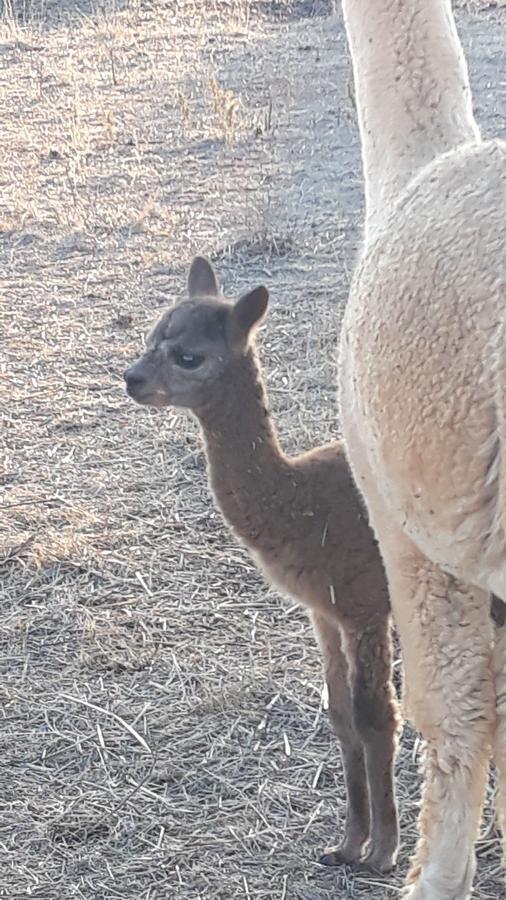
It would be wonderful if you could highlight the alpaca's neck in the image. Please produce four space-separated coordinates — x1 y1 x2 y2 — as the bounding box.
196 351 288 542
343 0 480 239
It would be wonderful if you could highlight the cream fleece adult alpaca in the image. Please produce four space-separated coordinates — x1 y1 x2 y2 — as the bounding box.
339 1 506 898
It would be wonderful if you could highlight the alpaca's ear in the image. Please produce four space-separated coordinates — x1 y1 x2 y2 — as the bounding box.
188 256 219 298
231 286 269 341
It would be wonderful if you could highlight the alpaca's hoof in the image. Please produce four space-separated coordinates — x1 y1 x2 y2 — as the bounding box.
403 854 475 900
319 845 359 867
358 839 398 874
354 851 396 875
319 840 396 873
319 848 351 867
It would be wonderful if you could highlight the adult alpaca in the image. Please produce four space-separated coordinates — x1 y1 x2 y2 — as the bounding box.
339 1 506 898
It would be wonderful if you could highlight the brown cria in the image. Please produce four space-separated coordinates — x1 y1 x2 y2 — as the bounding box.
124 257 400 873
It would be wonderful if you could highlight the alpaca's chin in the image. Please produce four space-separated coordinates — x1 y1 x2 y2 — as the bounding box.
126 388 170 409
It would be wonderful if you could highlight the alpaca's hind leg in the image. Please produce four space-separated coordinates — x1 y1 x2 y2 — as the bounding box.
376 528 494 900
342 616 400 873
492 601 506 865
311 612 370 865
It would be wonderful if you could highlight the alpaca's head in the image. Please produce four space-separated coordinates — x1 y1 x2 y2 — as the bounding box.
124 257 269 412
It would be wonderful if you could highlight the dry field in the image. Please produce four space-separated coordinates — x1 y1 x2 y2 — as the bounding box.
0 1 505 898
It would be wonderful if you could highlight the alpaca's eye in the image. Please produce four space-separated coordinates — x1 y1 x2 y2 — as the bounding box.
174 349 205 370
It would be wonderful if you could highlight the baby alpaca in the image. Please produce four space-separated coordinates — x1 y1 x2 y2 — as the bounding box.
124 257 400 872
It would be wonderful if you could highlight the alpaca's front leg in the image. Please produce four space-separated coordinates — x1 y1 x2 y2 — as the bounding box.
311 612 370 865
341 615 400 873
492 608 506 866
376 530 495 900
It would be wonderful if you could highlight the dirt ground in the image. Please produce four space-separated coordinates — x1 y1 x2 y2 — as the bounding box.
0 1 505 898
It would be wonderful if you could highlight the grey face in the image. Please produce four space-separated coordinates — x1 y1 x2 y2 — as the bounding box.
124 299 231 411
124 256 269 413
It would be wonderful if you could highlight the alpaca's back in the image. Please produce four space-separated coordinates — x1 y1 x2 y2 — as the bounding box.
341 138 506 590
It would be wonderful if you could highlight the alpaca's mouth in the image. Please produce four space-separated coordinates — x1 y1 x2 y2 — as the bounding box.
126 386 169 408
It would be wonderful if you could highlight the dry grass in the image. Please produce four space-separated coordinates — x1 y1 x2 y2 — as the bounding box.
0 1 505 898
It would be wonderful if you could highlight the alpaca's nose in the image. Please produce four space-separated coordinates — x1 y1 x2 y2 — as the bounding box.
124 362 146 389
